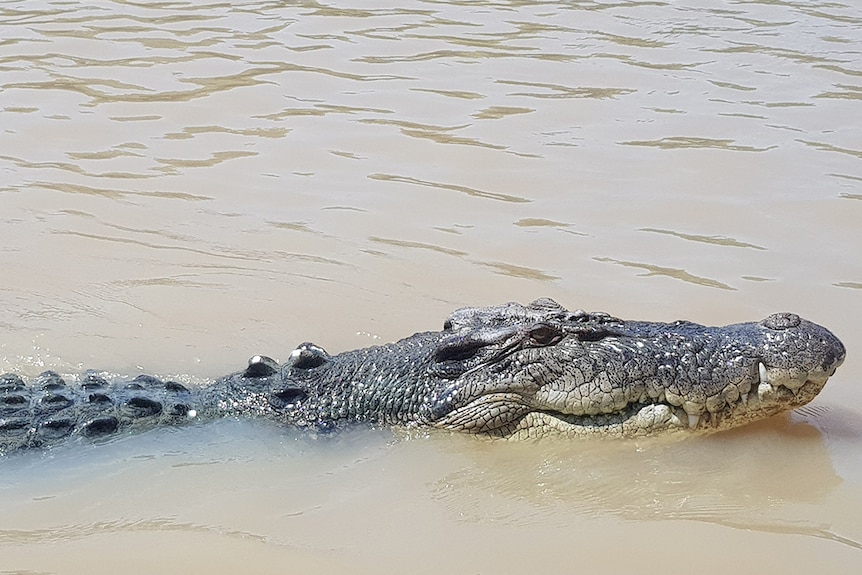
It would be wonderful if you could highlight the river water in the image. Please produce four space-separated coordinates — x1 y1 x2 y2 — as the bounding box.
1 1 860 572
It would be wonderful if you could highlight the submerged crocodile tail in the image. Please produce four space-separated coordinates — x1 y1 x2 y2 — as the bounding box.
0 371 201 453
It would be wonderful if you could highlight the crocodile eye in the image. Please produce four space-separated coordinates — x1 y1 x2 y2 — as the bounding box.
529 324 561 346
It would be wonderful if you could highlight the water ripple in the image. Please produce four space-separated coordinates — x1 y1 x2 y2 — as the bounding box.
368 173 530 204
595 257 736 291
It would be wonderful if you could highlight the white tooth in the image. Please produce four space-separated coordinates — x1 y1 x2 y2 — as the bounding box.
758 362 769 385
687 413 700 429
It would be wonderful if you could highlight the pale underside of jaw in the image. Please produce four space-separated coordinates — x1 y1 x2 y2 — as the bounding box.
509 361 829 439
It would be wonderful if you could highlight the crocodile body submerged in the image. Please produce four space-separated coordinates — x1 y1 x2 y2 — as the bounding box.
0 298 846 453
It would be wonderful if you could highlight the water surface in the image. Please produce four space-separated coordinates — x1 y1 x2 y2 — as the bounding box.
1 1 861 573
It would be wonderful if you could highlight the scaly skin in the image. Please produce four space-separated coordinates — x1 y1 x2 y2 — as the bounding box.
0 298 846 452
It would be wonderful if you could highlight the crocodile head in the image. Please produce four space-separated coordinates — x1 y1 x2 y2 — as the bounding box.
425 299 846 438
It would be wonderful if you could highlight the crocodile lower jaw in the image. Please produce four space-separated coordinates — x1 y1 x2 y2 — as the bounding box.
497 379 827 440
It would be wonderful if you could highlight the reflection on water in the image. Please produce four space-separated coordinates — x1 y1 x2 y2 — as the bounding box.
431 417 847 535
1 0 861 573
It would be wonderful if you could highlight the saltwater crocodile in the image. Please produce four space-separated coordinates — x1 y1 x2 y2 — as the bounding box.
0 298 846 452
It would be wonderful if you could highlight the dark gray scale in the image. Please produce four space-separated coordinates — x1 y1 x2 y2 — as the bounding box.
0 393 28 408
38 418 74 441
0 373 29 420
0 373 26 392
132 374 163 387
81 373 108 390
37 371 66 390
0 418 29 436
122 396 163 419
88 393 113 407
164 381 189 393
38 392 74 413
81 417 119 437
0 392 29 417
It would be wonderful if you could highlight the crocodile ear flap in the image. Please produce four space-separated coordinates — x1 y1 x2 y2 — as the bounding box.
432 326 520 379
434 338 486 363
432 337 491 379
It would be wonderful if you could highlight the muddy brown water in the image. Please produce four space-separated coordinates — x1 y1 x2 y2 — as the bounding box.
1 1 861 573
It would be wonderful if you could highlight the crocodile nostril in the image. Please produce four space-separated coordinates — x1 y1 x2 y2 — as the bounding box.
761 313 801 330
